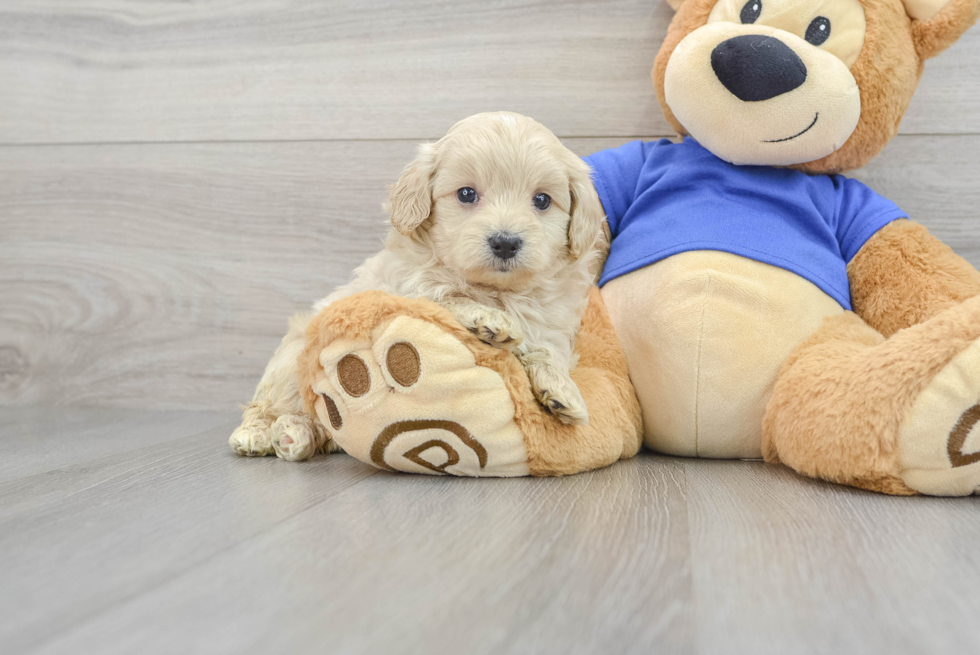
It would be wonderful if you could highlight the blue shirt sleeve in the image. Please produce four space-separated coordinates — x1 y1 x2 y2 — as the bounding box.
833 176 908 262
583 141 650 238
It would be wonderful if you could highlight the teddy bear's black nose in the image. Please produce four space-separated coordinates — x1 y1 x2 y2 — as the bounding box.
711 35 807 102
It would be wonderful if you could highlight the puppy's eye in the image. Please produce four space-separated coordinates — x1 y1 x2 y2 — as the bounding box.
805 17 831 46
740 0 762 24
533 193 552 211
457 187 478 204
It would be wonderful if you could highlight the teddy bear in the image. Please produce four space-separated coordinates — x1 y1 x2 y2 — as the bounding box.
295 0 980 496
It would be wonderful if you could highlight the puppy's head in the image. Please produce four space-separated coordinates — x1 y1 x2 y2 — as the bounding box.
387 112 605 291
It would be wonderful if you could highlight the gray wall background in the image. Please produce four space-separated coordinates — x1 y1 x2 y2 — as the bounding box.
1 0 978 410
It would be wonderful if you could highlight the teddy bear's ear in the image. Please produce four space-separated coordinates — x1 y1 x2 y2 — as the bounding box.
903 0 958 19
903 0 980 60
665 0 686 11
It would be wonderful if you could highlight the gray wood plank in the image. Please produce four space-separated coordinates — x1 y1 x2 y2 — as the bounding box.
0 0 672 144
0 0 976 145
3 135 980 411
0 411 381 654
901 31 980 135
0 140 406 410
851 135 980 264
18 453 693 655
683 460 980 654
0 406 233 483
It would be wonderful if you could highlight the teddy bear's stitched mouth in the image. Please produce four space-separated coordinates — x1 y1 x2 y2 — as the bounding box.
764 112 819 143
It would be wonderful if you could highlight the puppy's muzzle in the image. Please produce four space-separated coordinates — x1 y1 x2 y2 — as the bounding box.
711 35 807 102
488 233 522 261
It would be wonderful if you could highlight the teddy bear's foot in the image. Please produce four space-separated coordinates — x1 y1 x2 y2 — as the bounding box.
765 295 980 496
898 337 980 496
306 314 531 477
297 289 643 477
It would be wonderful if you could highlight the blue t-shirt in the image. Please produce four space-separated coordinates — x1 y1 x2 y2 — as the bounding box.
584 139 907 310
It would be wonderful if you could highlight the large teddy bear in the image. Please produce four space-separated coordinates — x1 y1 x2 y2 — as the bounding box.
294 0 980 496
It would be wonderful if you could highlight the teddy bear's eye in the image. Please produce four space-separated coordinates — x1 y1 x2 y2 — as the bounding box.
740 0 762 24
805 17 832 46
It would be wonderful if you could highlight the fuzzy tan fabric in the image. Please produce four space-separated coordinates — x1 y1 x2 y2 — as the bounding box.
297 288 642 477
763 295 980 495
849 220 980 337
913 0 980 59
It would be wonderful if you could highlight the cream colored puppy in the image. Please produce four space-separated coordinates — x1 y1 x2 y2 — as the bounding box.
230 112 607 461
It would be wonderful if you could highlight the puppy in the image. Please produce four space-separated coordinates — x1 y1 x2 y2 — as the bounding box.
230 112 607 461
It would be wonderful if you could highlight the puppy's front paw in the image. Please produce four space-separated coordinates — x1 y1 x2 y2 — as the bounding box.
539 389 589 426
452 305 524 350
529 366 589 426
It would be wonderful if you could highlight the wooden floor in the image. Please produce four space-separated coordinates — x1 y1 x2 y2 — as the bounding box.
3 1 980 653
1 407 978 655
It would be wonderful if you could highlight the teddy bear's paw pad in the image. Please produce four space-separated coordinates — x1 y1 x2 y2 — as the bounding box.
270 414 325 462
309 315 530 477
898 339 980 496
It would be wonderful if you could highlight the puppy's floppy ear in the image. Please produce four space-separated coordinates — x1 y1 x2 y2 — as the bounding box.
566 160 607 261
388 143 437 236
905 0 980 60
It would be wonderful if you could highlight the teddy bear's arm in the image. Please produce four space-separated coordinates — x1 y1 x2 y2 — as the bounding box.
296 288 642 477
848 220 980 337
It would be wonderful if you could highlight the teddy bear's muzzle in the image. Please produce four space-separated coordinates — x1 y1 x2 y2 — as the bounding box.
711 34 808 102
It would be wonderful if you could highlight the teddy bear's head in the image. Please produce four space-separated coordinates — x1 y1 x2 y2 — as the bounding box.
653 0 979 173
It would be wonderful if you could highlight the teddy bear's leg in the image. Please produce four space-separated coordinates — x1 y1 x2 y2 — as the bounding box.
299 296 534 476
763 294 980 496
297 289 642 477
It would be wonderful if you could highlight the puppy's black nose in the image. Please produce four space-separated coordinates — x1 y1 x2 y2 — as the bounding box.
488 233 522 260
711 35 807 102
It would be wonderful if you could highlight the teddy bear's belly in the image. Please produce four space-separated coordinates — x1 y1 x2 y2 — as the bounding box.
601 251 845 459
